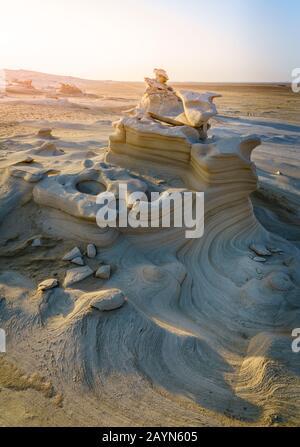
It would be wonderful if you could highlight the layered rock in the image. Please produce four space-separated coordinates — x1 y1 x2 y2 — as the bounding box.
109 69 221 164
0 69 299 426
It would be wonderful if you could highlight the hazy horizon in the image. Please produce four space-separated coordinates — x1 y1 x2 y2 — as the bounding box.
3 67 292 84
1 0 299 83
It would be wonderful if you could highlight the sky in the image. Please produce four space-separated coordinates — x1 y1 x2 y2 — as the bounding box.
0 0 299 82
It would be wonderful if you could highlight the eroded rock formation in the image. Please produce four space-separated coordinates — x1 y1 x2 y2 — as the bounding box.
57 82 84 96
0 70 299 426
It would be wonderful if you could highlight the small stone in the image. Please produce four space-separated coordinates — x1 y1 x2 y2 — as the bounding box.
256 268 262 274
275 171 282 176
71 256 84 266
37 128 53 138
267 246 283 254
253 257 267 263
95 265 111 279
90 289 126 311
31 238 42 247
63 266 94 287
250 243 271 257
24 156 34 163
87 244 97 258
38 278 59 291
62 247 81 261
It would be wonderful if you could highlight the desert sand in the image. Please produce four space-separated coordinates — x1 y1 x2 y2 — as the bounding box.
0 69 299 427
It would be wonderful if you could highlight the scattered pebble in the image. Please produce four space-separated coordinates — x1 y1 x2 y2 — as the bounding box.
95 265 111 279
250 243 271 257
87 244 97 258
71 256 84 266
62 246 81 261
267 246 283 254
63 266 94 287
253 257 267 263
31 238 42 247
90 289 126 311
38 278 59 291
37 128 53 138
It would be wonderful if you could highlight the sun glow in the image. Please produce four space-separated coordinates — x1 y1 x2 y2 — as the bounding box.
1 0 299 81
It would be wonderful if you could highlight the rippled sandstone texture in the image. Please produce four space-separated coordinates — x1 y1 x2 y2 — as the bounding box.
0 69 299 426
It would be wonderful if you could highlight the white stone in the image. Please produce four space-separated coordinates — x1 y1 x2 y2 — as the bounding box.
63 266 94 287
38 278 58 291
71 256 84 266
31 238 42 247
87 244 97 258
95 265 111 280
130 68 220 131
63 247 81 261
177 90 221 127
90 289 126 311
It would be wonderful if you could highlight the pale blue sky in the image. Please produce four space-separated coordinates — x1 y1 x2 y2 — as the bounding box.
1 0 299 81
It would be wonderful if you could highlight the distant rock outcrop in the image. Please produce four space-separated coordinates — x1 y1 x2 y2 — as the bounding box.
57 82 83 96
16 79 34 89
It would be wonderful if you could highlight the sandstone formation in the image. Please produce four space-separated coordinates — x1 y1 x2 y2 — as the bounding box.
0 69 299 427
57 83 83 96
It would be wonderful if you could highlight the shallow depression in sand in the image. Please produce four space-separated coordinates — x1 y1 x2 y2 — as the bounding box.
76 180 106 196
